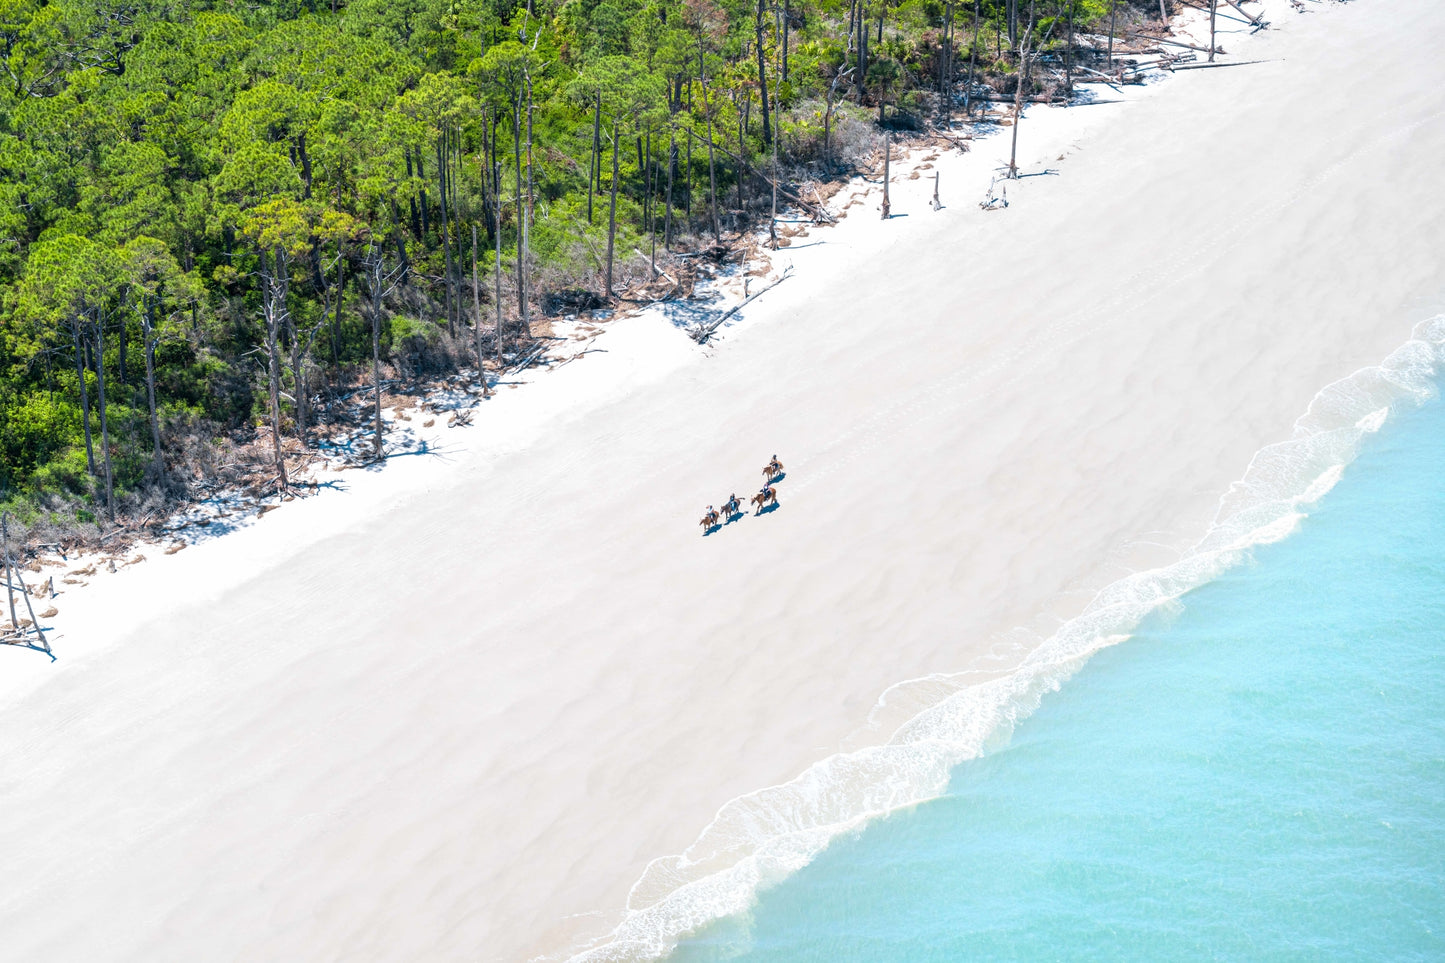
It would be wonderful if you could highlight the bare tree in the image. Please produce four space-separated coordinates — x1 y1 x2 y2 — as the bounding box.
964 0 981 117
754 0 773 147
1209 0 1218 62
361 244 406 462
1006 1 1040 179
91 308 115 517
881 132 891 219
258 247 291 490
472 222 490 395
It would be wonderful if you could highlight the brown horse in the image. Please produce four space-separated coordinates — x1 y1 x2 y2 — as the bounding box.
699 510 721 532
751 489 778 513
763 461 784 483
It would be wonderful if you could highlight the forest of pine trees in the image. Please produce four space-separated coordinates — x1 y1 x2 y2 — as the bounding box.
0 0 1165 535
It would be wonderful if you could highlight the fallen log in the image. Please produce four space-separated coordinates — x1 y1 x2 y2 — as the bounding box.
1131 33 1219 55
692 267 794 344
1169 58 1273 70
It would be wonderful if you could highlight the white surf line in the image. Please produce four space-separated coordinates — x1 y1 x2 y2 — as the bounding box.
564 313 1445 963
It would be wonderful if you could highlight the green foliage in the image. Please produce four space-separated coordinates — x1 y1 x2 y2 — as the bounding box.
0 0 1121 515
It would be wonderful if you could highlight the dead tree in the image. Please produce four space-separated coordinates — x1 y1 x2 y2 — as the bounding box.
1108 0 1118 70
823 66 855 170
258 247 291 491
964 0 981 117
2 513 51 660
472 223 490 395
1209 0 1218 61
881 132 891 219
1006 1 1042 179
361 244 406 462
91 308 115 519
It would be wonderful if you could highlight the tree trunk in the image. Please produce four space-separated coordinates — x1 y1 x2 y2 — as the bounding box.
941 1 953 126
646 128 657 275
1065 0 1074 96
512 94 527 332
663 131 676 250
406 148 421 237
437 133 455 337
857 6 869 99
1209 0 1217 61
769 76 779 248
141 297 164 483
417 149 430 239
71 318 96 477
605 114 621 296
699 38 721 239
2 513 17 634
523 75 534 338
116 308 127 386
589 90 601 224
738 95 748 213
472 222 488 394
1108 0 1117 69
755 0 773 147
261 248 290 490
782 0 790 81
93 313 115 518
369 253 384 461
285 272 308 448
881 133 891 218
1007 1 1036 178
330 248 344 370
494 160 505 365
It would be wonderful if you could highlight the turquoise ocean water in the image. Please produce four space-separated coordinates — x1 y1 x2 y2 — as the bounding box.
667 373 1445 960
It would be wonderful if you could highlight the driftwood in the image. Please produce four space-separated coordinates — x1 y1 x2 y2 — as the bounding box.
1174 0 1254 25
1132 33 1219 56
1222 0 1267 28
511 341 551 371
1170 58 1272 70
692 267 794 343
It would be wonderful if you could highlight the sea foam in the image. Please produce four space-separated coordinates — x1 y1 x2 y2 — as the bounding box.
565 316 1445 963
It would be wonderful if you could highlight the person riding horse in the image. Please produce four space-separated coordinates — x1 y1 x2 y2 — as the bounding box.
723 493 741 518
763 455 784 482
752 483 778 514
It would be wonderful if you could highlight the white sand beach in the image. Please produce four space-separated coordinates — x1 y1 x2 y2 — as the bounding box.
3 0 1445 960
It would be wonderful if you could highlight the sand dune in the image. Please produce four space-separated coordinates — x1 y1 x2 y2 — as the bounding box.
3 1 1444 961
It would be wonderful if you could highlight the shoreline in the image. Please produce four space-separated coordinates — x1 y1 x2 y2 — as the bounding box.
3 1 1445 961
0 0 1245 658
2 0 1258 670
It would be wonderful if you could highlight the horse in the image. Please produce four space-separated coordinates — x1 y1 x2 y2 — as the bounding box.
751 488 778 513
722 495 742 519
699 509 721 532
763 459 784 483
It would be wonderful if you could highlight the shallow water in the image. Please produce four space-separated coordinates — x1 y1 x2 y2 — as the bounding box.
671 393 1445 961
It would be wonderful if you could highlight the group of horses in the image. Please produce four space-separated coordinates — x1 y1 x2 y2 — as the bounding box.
700 458 784 533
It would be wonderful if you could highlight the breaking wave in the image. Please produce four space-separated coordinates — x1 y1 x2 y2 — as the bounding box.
564 316 1445 962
